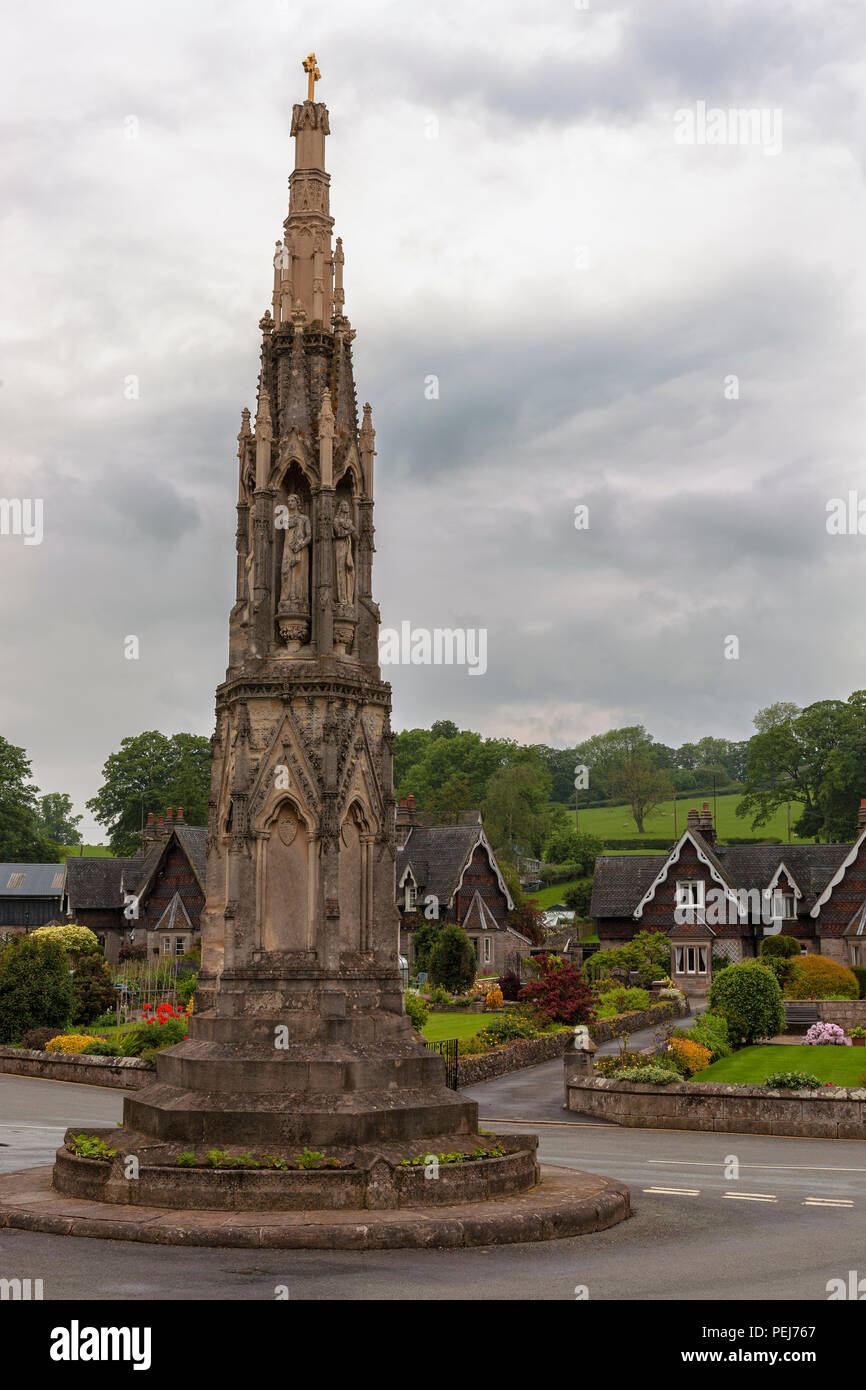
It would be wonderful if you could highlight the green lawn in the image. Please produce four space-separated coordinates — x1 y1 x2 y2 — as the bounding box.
576 792 812 849
698 1045 866 1086
421 1012 488 1042
62 844 114 859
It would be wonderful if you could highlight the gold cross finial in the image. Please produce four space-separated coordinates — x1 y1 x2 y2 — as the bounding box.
302 52 321 102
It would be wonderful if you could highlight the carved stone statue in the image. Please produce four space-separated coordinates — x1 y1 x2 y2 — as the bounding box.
333 499 356 606
279 494 312 606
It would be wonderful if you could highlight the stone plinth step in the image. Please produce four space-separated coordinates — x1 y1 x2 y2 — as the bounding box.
0 1165 631 1250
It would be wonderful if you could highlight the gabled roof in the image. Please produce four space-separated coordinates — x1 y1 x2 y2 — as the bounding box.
396 824 513 910
65 827 207 913
765 860 803 899
154 891 194 935
123 827 207 901
843 900 866 937
809 826 866 917
66 858 133 909
633 830 740 920
461 890 500 933
591 838 852 920
0 864 66 897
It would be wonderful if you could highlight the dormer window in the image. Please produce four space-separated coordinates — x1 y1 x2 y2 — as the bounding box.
772 891 796 920
403 871 417 911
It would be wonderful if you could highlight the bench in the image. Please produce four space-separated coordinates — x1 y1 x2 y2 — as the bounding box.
784 1002 820 1033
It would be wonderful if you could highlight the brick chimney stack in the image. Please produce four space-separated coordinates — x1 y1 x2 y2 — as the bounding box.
686 808 700 833
858 798 866 833
395 795 417 849
176 806 184 823
698 801 715 845
140 810 158 856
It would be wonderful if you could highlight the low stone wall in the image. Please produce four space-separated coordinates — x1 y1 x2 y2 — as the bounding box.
814 1000 866 1029
568 1074 866 1139
589 999 686 1045
458 1031 572 1087
0 1047 151 1090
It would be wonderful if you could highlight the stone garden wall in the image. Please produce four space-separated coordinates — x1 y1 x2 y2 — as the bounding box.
0 1047 151 1090
568 1074 866 1139
814 1000 866 1029
589 999 688 1045
457 1032 573 1087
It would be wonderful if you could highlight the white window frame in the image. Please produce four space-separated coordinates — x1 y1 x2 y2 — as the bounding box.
161 936 171 955
676 880 705 910
675 944 708 976
483 936 492 964
772 891 796 920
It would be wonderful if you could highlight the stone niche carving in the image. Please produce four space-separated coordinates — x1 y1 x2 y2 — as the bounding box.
262 800 311 952
333 491 357 655
277 471 312 651
338 801 370 954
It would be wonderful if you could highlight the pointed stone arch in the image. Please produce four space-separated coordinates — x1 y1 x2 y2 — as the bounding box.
259 795 317 953
339 798 373 954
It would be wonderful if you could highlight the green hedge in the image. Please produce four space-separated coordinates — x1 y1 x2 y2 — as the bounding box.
601 838 674 851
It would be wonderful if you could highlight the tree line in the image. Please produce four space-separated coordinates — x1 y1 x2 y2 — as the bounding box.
5 689 866 863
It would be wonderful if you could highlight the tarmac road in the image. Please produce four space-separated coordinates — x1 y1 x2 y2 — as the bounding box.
0 1069 864 1300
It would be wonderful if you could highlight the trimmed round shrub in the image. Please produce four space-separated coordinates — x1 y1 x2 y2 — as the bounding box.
785 955 859 1001
0 935 73 1044
708 960 785 1045
29 924 102 956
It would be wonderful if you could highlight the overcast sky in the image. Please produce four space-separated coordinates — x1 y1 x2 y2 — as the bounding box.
3 0 866 839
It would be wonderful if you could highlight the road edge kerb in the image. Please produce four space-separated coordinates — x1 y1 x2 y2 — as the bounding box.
0 1165 630 1249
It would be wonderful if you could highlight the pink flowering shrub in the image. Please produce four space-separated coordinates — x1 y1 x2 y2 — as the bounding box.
803 1022 851 1046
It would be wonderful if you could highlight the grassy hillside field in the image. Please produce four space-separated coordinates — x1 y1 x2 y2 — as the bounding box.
62 845 113 859
576 792 813 848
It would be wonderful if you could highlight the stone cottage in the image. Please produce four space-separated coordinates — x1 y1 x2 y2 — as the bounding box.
590 800 866 989
394 798 532 976
65 807 205 964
